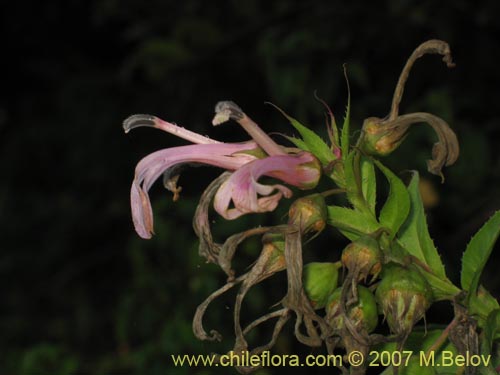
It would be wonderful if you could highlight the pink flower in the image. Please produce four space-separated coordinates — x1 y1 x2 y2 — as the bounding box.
213 152 320 219
124 102 321 239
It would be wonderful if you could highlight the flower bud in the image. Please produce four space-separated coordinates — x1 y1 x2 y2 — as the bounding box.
288 194 327 235
303 262 340 309
375 264 432 338
359 117 407 157
325 286 378 333
341 236 382 282
359 113 459 180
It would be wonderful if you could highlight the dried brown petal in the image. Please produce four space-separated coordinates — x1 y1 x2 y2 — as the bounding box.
193 172 231 264
280 226 331 346
192 275 245 342
389 39 455 121
233 242 286 352
219 226 275 280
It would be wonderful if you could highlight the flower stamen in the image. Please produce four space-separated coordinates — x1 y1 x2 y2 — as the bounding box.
213 101 287 156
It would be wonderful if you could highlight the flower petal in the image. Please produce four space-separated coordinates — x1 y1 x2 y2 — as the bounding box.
213 152 320 220
131 142 259 238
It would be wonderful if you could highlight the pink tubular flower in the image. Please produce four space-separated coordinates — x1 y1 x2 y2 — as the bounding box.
214 152 320 219
124 101 321 239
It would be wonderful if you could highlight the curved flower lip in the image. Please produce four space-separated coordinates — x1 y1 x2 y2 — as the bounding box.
132 142 259 239
214 152 321 220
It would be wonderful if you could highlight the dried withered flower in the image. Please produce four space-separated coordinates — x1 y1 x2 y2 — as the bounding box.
359 40 459 181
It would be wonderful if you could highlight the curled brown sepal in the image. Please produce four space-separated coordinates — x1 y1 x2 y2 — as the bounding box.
280 226 331 347
192 274 245 342
232 240 287 356
217 307 289 375
193 233 286 352
218 226 277 280
193 172 231 264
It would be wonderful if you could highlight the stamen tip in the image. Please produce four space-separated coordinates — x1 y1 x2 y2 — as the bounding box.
123 114 157 133
212 112 231 126
213 101 244 126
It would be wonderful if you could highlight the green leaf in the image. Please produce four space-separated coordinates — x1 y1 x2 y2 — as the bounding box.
398 172 446 278
460 211 500 297
284 135 310 152
361 156 376 215
483 309 500 355
270 104 335 165
375 160 410 239
340 75 351 159
479 309 500 374
470 285 500 328
327 205 380 241
343 150 359 206
342 151 376 218
415 267 461 301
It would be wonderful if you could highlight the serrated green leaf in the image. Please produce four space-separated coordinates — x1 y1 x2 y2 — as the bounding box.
327 205 380 241
461 211 500 299
361 156 376 215
398 172 446 278
340 86 351 159
470 286 500 328
375 160 410 239
270 104 335 165
284 135 310 152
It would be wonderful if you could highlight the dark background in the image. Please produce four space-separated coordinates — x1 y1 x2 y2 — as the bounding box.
1 1 499 374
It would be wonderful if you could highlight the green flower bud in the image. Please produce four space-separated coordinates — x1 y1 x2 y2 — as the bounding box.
325 286 378 333
288 194 327 235
375 264 432 338
359 117 407 157
341 236 382 282
303 262 340 309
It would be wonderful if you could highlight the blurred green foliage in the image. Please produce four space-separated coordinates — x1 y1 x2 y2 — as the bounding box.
1 0 499 374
